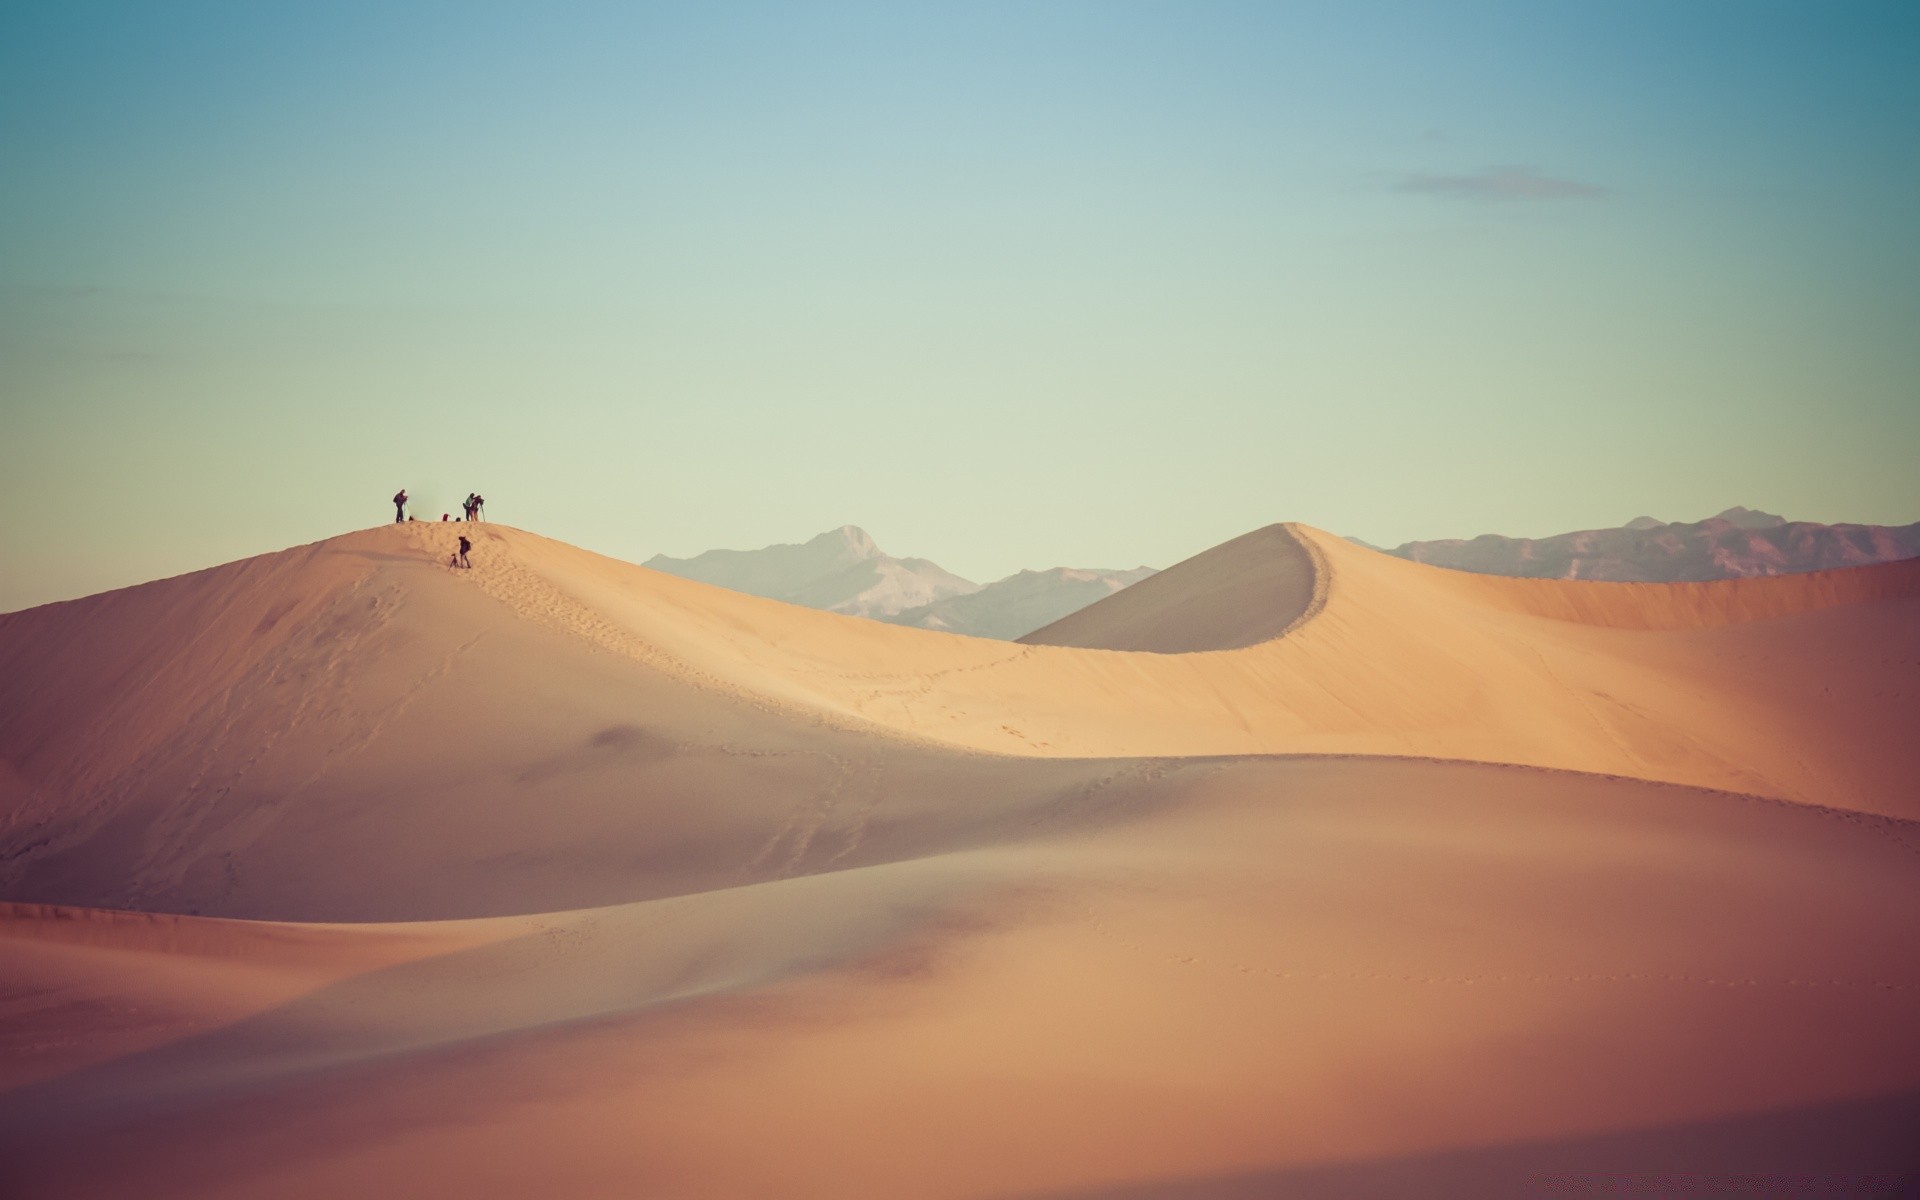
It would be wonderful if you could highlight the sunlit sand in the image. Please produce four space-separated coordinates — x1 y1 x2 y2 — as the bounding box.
2 521 1916 1197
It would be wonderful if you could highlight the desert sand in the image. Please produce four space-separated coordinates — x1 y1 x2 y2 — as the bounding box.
1 520 1916 1198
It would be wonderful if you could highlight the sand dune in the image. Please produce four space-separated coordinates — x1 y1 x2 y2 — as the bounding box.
1021 523 1325 651
2 519 1916 1197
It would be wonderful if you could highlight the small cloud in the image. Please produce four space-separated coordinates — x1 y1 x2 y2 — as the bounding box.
1398 165 1605 201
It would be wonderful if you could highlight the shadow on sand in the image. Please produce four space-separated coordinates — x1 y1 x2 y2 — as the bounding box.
1015 1088 1920 1200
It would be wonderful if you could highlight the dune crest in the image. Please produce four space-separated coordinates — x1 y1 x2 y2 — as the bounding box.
455 520 1919 813
1020 523 1328 652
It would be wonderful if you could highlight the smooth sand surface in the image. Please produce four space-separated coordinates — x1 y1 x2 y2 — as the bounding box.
1 521 1916 1197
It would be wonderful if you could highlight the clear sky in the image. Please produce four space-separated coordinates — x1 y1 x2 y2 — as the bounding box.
3 1 1917 610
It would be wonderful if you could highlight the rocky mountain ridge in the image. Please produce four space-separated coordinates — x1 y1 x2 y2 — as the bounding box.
646 526 1156 636
1386 508 1920 581
644 525 979 619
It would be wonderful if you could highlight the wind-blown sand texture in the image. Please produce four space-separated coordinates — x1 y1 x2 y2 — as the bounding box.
2 521 1916 1198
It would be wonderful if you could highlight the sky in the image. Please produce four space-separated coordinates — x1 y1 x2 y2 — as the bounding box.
3 0 1917 610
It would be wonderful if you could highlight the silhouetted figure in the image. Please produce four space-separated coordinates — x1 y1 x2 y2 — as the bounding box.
456 535 472 569
472 493 486 522
393 489 408 523
463 493 477 522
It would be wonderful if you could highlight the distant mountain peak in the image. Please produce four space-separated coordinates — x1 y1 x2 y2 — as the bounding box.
646 525 971 618
1712 506 1786 530
812 525 881 558
648 527 1159 640
1623 516 1665 532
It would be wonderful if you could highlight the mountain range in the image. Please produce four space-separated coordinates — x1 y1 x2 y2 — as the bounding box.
644 525 979 619
647 509 1920 643
646 526 1155 640
1380 507 1920 581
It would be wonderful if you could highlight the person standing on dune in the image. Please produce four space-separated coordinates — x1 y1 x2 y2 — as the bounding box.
473 493 486 522
456 534 471 569
393 488 408 523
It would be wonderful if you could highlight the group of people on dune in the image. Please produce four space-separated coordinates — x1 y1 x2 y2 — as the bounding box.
389 488 483 569
389 489 486 524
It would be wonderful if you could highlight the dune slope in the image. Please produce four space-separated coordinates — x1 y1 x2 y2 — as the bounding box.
2 519 1917 1197
1019 524 1324 652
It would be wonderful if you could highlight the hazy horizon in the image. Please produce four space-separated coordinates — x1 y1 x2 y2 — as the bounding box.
4 1 1917 611
7 498 1917 615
